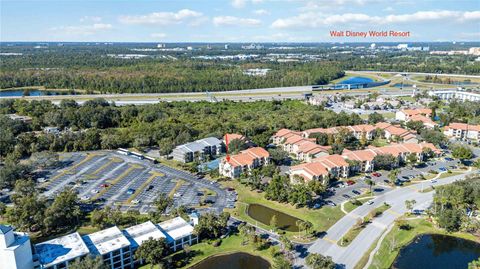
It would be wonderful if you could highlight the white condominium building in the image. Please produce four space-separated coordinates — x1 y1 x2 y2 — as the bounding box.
1 225 34 269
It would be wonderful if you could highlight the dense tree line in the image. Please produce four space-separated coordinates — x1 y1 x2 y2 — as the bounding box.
0 57 344 93
432 176 480 232
0 98 362 162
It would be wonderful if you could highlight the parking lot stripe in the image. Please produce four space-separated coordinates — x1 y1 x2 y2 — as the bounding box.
41 153 100 188
91 157 123 175
125 171 164 204
323 237 337 244
92 164 141 200
168 179 186 198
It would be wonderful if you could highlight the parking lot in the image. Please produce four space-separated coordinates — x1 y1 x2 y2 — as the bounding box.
320 154 466 206
39 151 227 214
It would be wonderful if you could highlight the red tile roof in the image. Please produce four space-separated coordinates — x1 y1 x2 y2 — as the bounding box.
226 147 269 167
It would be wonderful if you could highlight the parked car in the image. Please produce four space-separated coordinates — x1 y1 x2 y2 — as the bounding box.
126 188 135 195
131 199 140 204
439 167 447 172
372 172 381 177
384 179 390 183
352 190 361 195
366 200 374 205
327 201 336 206
430 179 437 183
146 185 154 191
346 180 355 186
313 203 321 209
101 184 109 188
445 157 453 161
394 180 403 186
80 195 90 201
91 189 99 194
342 194 351 199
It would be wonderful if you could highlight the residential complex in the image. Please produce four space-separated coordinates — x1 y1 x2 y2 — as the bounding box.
171 137 223 163
444 123 480 141
219 147 270 178
428 90 480 102
2 216 198 269
395 108 432 122
288 142 440 182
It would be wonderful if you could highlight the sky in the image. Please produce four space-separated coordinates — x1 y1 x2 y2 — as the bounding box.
1 0 479 42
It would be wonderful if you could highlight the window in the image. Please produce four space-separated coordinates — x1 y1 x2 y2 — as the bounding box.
112 250 121 256
122 247 130 252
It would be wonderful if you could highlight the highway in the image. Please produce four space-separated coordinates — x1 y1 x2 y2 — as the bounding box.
294 171 476 269
0 86 420 105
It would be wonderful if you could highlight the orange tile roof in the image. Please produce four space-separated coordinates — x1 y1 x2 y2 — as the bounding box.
409 115 437 126
224 133 245 143
291 162 329 177
312 154 349 168
348 124 376 133
226 147 269 167
445 123 480 132
342 149 377 162
401 108 432 116
284 134 305 145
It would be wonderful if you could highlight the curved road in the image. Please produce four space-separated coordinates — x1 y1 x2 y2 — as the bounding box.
294 171 476 269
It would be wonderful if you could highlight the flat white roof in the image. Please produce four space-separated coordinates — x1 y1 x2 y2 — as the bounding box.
83 226 130 255
35 232 90 267
123 221 166 248
158 217 194 241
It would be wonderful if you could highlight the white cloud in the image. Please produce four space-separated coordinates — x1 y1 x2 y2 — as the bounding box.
150 33 167 38
213 16 261 26
253 9 270 15
272 10 480 29
231 0 263 8
119 9 203 25
231 0 246 8
50 23 112 36
383 6 394 12
80 16 102 22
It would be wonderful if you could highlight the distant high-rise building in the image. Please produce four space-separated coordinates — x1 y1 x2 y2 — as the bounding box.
224 44 229 50
397 44 408 50
157 43 166 48
370 43 376 49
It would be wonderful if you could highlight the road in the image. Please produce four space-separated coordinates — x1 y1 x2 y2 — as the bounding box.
1 86 421 105
294 170 476 269
350 70 480 79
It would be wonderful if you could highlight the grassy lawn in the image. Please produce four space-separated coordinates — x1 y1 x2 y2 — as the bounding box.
343 196 373 213
139 234 278 269
222 180 345 242
368 218 479 269
438 171 463 179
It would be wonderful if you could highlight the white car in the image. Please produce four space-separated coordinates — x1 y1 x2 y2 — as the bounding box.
367 200 374 205
91 189 99 194
80 195 90 201
132 199 140 204
430 179 437 183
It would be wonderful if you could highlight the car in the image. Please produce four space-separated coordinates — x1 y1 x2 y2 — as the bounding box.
313 203 321 209
384 179 390 183
438 167 447 172
342 194 350 199
126 188 135 195
394 181 403 186
346 180 355 186
352 190 361 195
327 201 336 206
372 172 381 177
91 189 99 194
402 176 409 180
430 179 437 183
146 185 154 191
449 165 457 169
101 184 109 188
80 195 90 201
131 199 140 204
445 157 453 161
366 200 374 205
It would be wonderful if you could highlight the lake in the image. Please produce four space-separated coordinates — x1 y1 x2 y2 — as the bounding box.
392 234 480 269
0 90 59 97
247 203 302 232
188 252 270 269
339 76 374 85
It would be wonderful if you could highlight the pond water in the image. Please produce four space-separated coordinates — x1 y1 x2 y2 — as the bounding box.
392 234 480 269
339 76 374 85
247 203 301 232
0 90 59 97
188 252 270 269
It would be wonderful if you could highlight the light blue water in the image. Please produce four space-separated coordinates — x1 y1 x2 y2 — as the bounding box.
0 90 59 97
339 76 374 85
197 158 220 172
